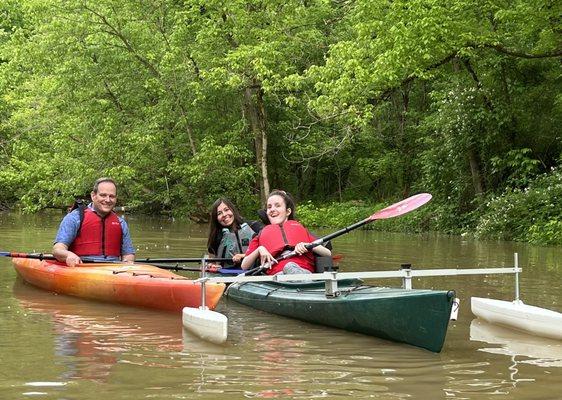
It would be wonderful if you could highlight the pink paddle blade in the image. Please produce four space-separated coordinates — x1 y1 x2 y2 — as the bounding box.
370 193 432 220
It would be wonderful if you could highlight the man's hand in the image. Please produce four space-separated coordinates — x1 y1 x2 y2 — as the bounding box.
122 254 135 264
65 252 82 267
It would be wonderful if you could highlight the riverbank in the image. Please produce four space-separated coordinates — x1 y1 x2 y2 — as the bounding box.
298 170 562 246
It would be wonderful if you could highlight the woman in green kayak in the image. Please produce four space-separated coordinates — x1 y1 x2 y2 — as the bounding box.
241 190 331 275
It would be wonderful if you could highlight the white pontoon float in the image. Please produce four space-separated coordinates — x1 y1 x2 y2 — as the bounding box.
471 253 562 340
183 259 528 345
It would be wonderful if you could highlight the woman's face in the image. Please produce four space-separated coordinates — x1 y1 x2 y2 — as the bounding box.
216 202 234 227
266 195 291 225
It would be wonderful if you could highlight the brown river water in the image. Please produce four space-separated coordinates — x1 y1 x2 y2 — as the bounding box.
0 212 560 399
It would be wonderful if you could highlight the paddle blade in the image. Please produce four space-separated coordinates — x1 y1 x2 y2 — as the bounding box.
370 193 432 220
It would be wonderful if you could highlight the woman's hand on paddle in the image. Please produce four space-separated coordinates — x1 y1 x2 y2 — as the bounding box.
294 242 311 255
232 253 245 264
257 246 276 268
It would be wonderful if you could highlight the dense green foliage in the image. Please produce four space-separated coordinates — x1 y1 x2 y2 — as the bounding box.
476 169 562 244
1 0 561 243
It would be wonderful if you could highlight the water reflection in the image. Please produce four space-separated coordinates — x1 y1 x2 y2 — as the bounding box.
180 299 452 399
470 319 562 367
441 318 562 397
12 280 183 382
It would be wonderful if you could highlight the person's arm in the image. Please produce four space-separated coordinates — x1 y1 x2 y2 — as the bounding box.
312 244 331 257
120 218 135 263
241 237 275 270
122 253 135 263
232 253 245 264
53 212 82 267
241 251 258 269
293 242 331 257
241 246 276 270
293 227 332 257
53 242 82 267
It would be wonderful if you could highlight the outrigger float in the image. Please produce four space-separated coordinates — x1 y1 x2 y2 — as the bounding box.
471 253 562 340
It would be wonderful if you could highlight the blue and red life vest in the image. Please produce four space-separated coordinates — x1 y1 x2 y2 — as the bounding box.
69 209 122 256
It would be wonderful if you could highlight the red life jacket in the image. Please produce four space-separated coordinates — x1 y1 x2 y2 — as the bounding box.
256 220 315 274
69 209 123 257
258 220 311 257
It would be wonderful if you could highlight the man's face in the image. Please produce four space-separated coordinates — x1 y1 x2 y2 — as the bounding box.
91 181 117 216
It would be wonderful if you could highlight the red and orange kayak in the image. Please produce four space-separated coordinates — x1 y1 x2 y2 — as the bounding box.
12 258 225 311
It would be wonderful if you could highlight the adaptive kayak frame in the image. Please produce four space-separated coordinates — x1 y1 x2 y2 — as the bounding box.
197 266 521 289
184 255 523 346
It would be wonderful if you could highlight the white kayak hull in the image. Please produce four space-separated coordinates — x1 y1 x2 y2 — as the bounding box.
471 297 562 340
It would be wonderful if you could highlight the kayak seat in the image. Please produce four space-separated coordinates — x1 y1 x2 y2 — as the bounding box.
315 255 335 272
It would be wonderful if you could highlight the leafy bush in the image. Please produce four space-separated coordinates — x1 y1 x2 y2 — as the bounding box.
528 220 562 245
297 200 373 228
168 138 259 221
476 169 562 242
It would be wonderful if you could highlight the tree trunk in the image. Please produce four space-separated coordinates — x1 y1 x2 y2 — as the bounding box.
400 85 410 196
243 82 270 204
467 146 485 196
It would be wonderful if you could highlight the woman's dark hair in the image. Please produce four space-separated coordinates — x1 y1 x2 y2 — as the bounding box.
207 198 244 253
267 190 297 220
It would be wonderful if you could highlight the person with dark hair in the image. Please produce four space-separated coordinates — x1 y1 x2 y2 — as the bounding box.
241 190 331 275
53 177 135 267
206 198 263 269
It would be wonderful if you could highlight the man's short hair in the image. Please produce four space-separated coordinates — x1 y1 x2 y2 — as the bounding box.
92 177 117 193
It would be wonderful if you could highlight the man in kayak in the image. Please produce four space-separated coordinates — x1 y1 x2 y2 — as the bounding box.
53 177 135 267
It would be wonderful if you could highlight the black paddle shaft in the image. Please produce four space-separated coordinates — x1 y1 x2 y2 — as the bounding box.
1 252 225 270
135 257 233 263
278 217 371 262
242 217 372 275
309 217 371 247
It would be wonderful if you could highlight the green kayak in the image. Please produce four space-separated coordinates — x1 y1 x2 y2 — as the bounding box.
225 279 455 352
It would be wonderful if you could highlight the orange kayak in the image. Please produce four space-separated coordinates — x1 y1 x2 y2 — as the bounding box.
12 258 225 311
